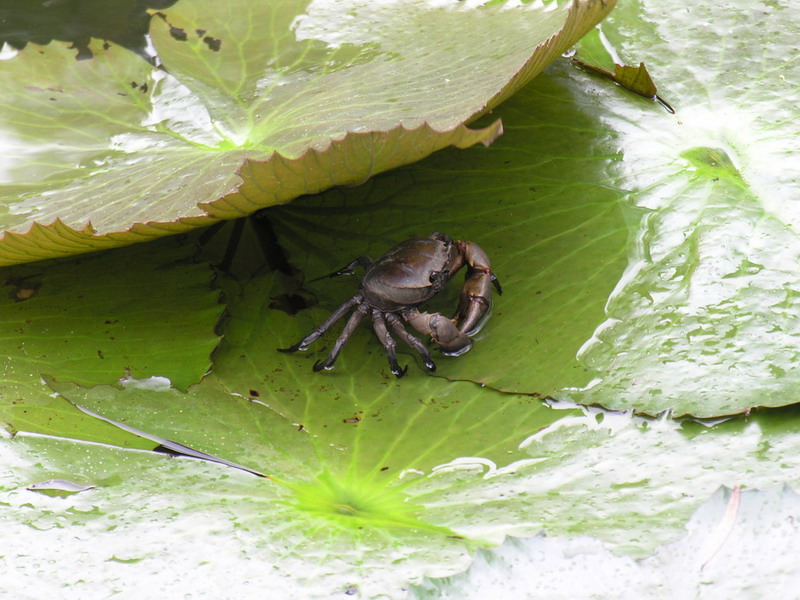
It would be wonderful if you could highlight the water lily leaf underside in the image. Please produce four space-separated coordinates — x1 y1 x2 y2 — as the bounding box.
0 0 613 266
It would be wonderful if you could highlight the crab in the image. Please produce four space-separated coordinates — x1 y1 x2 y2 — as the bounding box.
278 232 502 378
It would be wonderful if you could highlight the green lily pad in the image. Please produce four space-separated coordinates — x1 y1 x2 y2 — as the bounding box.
0 0 613 266
0 235 220 444
412 485 800 599
48 272 567 485
24 265 800 595
6 385 800 597
24 270 573 597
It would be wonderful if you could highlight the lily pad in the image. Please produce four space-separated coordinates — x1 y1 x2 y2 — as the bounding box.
0 235 220 444
564 0 800 416
6 382 800 597
0 0 613 266
21 265 800 596
48 273 567 483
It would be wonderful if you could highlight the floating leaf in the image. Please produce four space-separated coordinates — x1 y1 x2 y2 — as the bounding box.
2 0 800 596
0 0 613 266
0 236 220 443
563 0 800 416
5 387 800 597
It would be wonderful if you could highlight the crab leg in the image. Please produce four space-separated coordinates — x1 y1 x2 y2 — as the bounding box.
307 257 373 283
385 312 436 371
312 303 370 372
371 311 409 378
278 295 362 353
454 241 503 335
403 308 472 356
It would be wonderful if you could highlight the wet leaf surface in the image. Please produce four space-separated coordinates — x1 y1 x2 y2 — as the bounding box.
411 485 800 599
564 0 800 416
268 68 630 400
5 394 800 597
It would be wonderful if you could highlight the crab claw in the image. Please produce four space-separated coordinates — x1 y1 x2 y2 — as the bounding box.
404 309 472 355
455 241 501 335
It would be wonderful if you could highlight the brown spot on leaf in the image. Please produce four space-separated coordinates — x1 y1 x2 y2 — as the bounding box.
203 36 221 52
169 26 188 42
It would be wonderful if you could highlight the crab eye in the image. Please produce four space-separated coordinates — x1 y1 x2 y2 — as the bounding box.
429 269 449 286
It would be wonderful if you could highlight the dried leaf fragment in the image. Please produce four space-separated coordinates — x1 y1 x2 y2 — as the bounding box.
573 57 674 113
